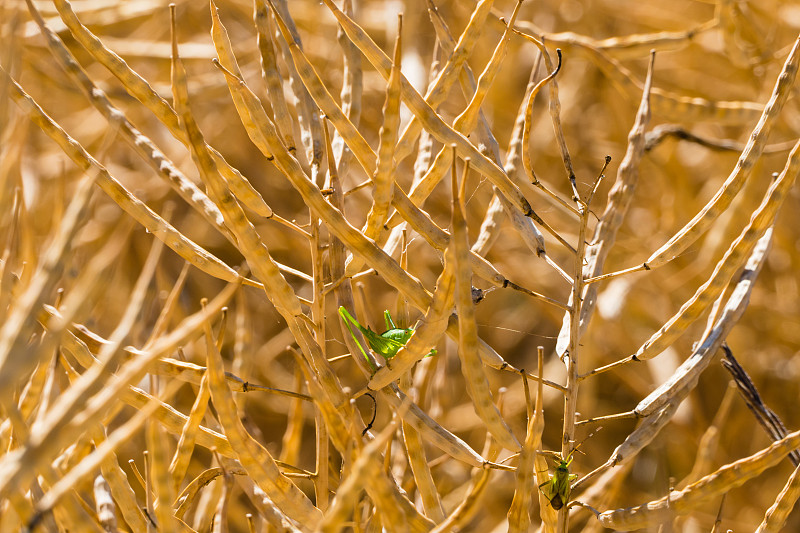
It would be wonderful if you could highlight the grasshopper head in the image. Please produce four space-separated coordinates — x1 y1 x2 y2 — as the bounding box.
555 452 574 472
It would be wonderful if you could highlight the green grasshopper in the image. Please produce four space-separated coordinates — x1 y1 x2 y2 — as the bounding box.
337 306 436 367
538 453 578 511
539 427 603 511
538 430 598 511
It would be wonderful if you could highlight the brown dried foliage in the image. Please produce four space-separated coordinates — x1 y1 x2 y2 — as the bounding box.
2 0 800 531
